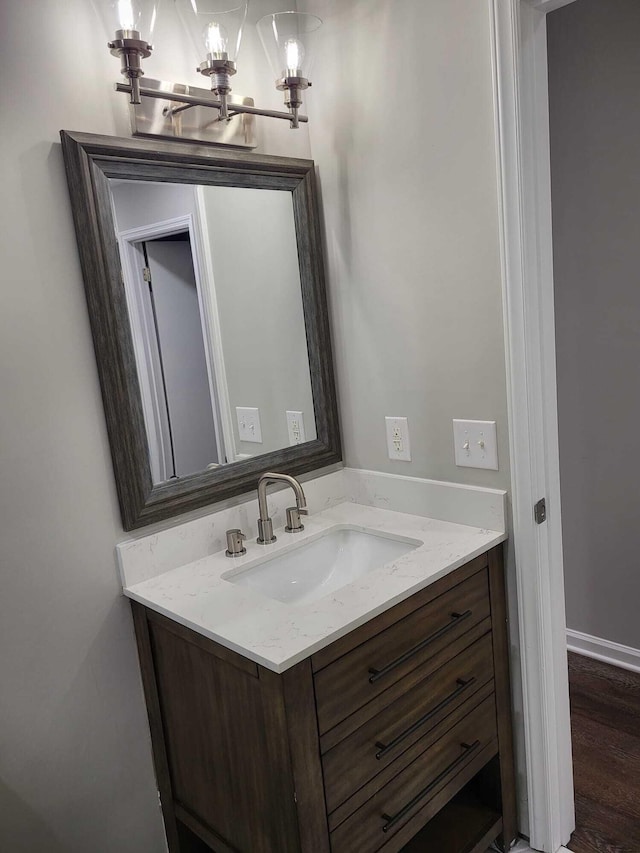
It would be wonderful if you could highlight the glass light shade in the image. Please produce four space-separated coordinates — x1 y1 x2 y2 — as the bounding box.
257 12 321 80
175 0 247 62
95 0 160 39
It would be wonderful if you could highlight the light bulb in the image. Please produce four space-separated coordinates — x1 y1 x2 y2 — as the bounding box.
117 0 136 31
284 38 304 75
205 21 229 58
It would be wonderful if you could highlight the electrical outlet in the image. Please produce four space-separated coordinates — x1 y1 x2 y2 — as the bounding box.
236 407 263 443
286 411 306 445
385 416 411 461
453 419 498 470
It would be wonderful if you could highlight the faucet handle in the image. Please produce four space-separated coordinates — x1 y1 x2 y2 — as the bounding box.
225 528 247 557
257 517 277 545
285 506 307 533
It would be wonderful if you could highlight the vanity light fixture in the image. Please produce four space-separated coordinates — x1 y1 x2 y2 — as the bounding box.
257 11 321 129
96 0 159 104
174 0 248 121
97 0 320 134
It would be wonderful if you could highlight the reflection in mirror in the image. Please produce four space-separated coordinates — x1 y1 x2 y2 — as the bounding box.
109 180 317 484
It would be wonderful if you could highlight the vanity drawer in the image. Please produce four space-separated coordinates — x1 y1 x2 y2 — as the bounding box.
329 694 498 853
314 567 490 734
322 632 494 815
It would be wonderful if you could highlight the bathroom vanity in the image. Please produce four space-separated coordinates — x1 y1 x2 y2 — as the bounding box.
123 494 516 853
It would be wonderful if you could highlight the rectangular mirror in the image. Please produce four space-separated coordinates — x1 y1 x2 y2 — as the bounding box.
61 132 340 529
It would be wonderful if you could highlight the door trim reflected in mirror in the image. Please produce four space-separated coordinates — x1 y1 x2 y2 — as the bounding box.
60 131 341 530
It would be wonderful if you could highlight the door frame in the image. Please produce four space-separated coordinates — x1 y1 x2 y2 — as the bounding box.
119 224 175 482
489 0 580 850
118 214 236 475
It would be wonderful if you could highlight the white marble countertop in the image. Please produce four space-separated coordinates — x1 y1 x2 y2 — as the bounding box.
123 501 506 673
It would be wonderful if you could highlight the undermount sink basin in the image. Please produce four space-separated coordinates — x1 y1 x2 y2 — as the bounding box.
223 526 422 605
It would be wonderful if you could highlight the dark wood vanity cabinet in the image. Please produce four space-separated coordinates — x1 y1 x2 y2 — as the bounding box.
131 545 517 853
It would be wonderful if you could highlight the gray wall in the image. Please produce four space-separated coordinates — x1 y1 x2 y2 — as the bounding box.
202 185 316 456
110 180 198 232
548 0 640 650
301 0 510 491
111 181 196 231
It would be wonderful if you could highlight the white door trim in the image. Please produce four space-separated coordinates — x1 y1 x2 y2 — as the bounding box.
490 1 575 850
118 226 174 482
118 214 236 472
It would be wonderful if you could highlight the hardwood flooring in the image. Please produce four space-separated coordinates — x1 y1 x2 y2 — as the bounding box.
567 652 640 853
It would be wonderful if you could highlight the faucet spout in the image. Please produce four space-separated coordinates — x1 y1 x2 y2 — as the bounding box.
256 473 307 544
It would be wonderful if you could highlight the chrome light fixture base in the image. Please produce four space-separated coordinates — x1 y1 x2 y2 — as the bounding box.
276 75 311 129
126 78 257 148
198 57 238 120
116 80 307 136
108 31 152 105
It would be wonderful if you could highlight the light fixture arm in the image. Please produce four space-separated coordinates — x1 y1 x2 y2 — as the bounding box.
114 83 309 125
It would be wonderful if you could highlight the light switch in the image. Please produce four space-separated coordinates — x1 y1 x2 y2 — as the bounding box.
453 420 498 470
236 407 263 443
286 411 306 445
385 416 411 462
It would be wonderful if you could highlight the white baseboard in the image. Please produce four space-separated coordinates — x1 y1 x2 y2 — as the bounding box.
501 844 569 853
491 840 568 852
567 628 640 674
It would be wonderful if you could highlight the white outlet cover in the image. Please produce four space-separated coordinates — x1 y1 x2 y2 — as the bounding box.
236 407 263 443
453 420 498 470
385 416 411 462
286 410 306 445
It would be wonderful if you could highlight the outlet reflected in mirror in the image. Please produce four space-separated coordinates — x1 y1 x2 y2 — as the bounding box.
110 179 317 484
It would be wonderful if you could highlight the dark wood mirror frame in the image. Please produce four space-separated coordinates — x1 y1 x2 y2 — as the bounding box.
60 130 341 531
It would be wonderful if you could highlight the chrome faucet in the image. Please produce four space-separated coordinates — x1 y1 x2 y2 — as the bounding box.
256 472 308 544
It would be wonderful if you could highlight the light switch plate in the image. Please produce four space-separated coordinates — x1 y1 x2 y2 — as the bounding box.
453 420 498 470
286 411 306 445
236 407 262 443
385 416 411 462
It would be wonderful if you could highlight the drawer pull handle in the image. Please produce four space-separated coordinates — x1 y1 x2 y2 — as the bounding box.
380 739 481 834
374 676 477 760
368 610 472 684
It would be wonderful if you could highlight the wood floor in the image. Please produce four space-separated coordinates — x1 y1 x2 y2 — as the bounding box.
567 652 640 853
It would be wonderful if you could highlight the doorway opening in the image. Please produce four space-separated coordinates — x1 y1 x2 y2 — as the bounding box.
492 0 640 850
546 1 640 849
136 230 220 481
